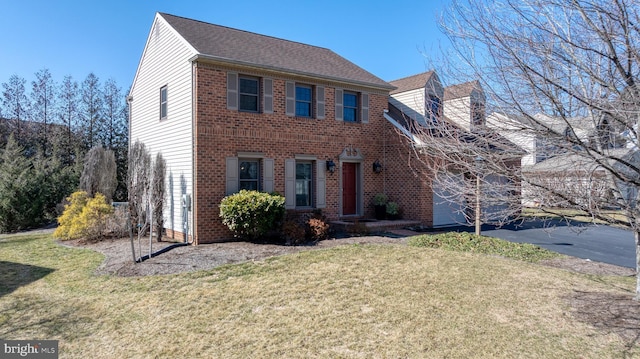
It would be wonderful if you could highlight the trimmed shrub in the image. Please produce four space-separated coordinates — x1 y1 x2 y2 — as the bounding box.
282 218 306 246
280 210 331 245
219 190 285 240
54 191 114 240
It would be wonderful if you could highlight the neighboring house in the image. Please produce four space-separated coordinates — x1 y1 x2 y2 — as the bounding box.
522 148 640 209
486 111 631 206
129 13 402 244
385 72 520 226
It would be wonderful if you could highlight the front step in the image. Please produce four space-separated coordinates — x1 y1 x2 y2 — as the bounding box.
331 219 422 233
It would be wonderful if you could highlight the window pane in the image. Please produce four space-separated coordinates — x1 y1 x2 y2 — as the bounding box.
296 102 311 117
343 93 357 107
239 161 258 180
160 86 167 119
343 108 356 122
239 160 259 191
295 86 312 117
239 78 258 94
239 181 258 191
161 87 167 102
296 86 311 101
296 163 312 179
240 94 258 112
295 163 312 207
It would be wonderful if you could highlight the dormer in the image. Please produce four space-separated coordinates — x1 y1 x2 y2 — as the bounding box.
443 80 485 131
388 71 444 126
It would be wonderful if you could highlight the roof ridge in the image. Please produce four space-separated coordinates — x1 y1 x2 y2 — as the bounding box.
159 12 333 52
388 70 435 84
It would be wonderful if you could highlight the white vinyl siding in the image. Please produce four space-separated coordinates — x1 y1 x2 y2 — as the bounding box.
129 14 197 237
389 89 426 125
444 96 472 131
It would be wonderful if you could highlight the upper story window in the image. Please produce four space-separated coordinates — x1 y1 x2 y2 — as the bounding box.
295 85 313 117
227 73 273 114
471 102 485 127
239 76 259 112
160 85 168 120
286 82 324 119
335 89 368 123
343 92 358 122
426 95 441 124
239 160 260 191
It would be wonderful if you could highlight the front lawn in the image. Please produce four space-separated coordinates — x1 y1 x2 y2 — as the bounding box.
0 233 637 358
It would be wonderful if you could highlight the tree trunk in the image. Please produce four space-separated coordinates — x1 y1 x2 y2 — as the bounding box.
636 231 640 300
475 174 481 236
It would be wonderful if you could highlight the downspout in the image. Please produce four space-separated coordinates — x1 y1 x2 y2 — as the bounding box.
127 95 136 263
190 60 197 245
382 110 388 195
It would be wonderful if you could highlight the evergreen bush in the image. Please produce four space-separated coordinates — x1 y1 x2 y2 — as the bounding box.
219 190 285 240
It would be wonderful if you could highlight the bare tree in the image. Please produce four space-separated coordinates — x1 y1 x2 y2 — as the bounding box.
30 69 57 154
79 145 117 203
58 76 80 165
1 74 30 139
79 73 103 150
128 140 158 261
389 95 522 235
151 152 166 242
102 79 129 202
437 0 640 297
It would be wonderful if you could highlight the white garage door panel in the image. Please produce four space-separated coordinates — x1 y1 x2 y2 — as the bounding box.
433 188 467 227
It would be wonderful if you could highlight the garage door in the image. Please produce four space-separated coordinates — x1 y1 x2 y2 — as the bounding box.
483 174 509 222
433 182 467 227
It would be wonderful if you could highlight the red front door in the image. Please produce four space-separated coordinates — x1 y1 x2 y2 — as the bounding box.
342 162 357 215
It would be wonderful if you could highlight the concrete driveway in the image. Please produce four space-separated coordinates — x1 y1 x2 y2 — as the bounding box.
474 219 636 268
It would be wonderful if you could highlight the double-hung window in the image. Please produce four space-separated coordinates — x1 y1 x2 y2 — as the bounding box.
239 76 259 112
343 92 358 122
160 85 168 120
295 162 313 207
295 85 312 117
239 160 260 191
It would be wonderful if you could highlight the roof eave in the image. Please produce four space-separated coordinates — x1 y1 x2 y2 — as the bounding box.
190 54 396 92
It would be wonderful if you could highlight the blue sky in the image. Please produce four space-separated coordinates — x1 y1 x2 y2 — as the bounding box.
0 0 452 92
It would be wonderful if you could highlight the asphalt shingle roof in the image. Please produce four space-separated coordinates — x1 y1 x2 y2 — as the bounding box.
160 13 393 90
388 71 435 95
444 80 483 101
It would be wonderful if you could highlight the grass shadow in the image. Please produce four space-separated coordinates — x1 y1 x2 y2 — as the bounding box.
570 290 640 352
0 261 55 297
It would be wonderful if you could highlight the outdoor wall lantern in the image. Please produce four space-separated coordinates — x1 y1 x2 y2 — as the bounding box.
326 159 336 174
373 160 383 174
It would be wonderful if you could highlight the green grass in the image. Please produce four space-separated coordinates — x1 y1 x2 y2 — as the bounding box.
0 233 637 358
408 232 561 262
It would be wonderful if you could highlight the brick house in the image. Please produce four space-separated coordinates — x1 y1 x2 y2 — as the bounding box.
129 13 504 244
128 13 409 244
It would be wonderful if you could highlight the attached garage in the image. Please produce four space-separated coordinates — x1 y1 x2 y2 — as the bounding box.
432 179 468 227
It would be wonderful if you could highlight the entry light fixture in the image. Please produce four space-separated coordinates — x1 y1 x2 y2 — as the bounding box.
373 160 383 174
326 159 336 174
